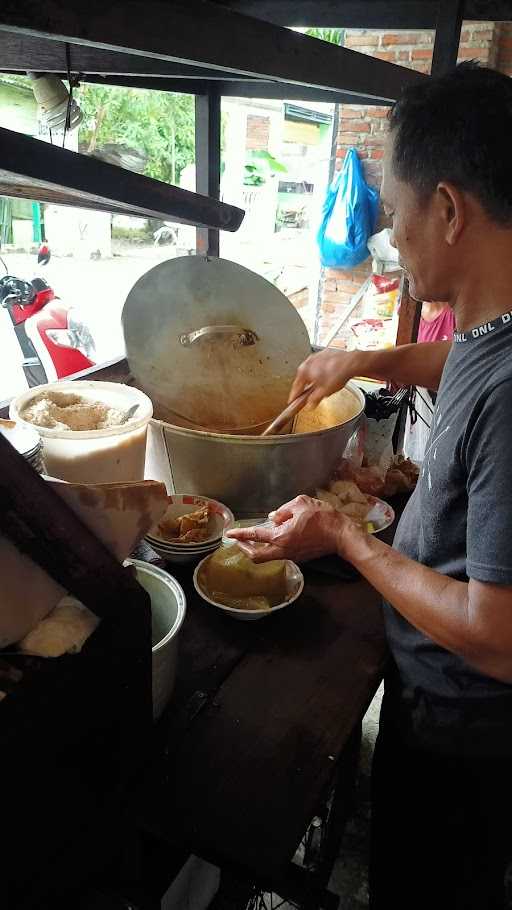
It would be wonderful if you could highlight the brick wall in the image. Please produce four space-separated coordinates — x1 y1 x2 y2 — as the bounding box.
318 21 508 347
496 23 512 76
246 114 270 150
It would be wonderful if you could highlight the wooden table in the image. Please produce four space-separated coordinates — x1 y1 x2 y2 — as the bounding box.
129 529 394 908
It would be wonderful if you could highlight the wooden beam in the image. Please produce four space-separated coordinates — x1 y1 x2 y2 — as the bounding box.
75 73 391 105
0 126 244 230
431 0 465 76
0 32 257 81
0 0 427 102
215 0 512 27
195 92 222 257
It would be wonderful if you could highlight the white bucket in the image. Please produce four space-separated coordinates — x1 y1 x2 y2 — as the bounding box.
125 559 187 721
10 380 153 484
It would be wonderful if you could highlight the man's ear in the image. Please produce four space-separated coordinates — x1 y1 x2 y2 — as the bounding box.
436 182 465 246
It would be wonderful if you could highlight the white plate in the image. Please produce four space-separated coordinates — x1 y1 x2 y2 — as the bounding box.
149 493 234 548
193 555 304 621
365 496 395 533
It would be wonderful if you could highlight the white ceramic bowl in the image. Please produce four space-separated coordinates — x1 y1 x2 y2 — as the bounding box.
149 493 234 549
145 537 221 565
193 554 304 621
365 496 395 534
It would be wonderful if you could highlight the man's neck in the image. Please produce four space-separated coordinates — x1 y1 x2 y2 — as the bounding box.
452 232 512 332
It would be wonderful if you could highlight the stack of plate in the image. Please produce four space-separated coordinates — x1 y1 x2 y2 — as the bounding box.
0 419 45 473
145 493 234 565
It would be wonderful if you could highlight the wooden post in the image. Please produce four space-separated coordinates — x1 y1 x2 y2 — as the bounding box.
195 91 221 257
431 0 464 76
394 277 421 453
395 277 421 347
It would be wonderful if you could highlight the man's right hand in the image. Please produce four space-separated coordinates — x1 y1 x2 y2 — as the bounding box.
289 340 451 408
289 348 366 407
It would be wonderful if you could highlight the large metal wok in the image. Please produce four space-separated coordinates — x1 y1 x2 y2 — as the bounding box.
123 257 364 516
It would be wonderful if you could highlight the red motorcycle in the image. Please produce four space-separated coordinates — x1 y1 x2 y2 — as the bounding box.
0 253 96 387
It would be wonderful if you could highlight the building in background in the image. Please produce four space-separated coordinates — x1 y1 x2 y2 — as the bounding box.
317 21 512 348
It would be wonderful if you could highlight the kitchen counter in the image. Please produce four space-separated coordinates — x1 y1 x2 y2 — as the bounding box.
128 513 402 905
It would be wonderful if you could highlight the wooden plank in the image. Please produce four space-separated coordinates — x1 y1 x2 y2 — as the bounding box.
136 570 388 876
215 0 512 27
0 126 244 230
0 32 258 80
75 73 392 105
195 92 221 257
431 0 465 76
0 0 427 102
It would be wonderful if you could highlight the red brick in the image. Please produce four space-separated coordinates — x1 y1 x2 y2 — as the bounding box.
412 61 432 73
366 106 391 118
466 27 493 41
412 48 433 60
340 107 365 118
374 50 398 61
457 46 489 60
337 132 365 145
381 32 421 45
340 119 370 132
363 134 386 147
369 149 385 160
345 33 380 47
397 49 411 60
497 36 512 49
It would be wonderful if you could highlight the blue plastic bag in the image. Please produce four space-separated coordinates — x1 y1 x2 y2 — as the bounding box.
317 148 379 269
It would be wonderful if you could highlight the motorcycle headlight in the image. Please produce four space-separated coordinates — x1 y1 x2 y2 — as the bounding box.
47 311 96 360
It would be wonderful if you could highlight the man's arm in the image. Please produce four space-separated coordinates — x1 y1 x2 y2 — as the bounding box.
290 341 451 407
227 497 512 686
340 525 512 685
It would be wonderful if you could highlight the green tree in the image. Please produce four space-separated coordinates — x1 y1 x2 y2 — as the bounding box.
305 28 343 46
77 84 195 184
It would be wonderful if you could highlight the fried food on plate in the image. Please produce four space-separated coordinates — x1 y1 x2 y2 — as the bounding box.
158 505 210 543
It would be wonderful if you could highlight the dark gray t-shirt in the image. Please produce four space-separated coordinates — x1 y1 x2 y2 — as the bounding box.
386 311 512 733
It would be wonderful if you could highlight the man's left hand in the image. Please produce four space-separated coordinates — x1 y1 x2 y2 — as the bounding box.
225 494 355 562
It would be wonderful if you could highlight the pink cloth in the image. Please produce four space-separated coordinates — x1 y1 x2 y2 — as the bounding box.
418 306 455 344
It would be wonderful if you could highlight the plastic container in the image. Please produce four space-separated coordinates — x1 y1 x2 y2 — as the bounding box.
10 380 153 484
221 518 268 547
124 559 187 721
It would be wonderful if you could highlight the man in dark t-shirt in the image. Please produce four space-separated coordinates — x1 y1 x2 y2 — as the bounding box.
228 64 512 909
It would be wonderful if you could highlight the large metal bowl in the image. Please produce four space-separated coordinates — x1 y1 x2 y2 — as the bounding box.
146 382 364 517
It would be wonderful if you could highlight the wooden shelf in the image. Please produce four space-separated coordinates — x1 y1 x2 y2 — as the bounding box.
0 127 244 228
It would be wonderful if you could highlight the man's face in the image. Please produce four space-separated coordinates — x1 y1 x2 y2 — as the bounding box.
382 133 452 303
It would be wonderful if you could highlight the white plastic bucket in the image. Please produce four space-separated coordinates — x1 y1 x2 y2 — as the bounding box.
10 380 153 483
125 559 187 721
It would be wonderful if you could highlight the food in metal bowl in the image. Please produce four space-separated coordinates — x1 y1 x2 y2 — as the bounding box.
293 387 360 434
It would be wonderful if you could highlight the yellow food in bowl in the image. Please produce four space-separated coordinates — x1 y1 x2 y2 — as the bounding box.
199 546 288 611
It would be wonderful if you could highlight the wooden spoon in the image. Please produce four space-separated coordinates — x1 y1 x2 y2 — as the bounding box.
261 388 313 437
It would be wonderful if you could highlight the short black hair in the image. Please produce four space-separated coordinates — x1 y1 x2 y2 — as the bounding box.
389 62 512 225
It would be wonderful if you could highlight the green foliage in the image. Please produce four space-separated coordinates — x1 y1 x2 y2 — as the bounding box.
243 150 287 186
77 84 195 184
304 27 344 46
0 73 33 92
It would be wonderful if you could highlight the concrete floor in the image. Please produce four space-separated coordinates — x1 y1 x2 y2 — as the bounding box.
325 684 382 910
